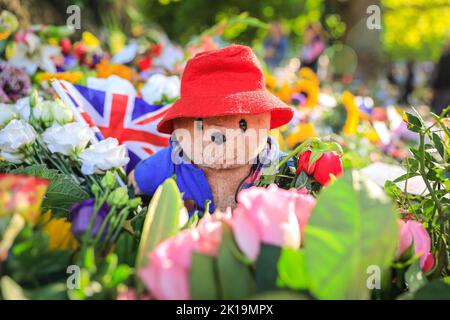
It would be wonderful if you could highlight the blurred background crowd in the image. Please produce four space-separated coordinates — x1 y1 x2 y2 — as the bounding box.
1 0 449 112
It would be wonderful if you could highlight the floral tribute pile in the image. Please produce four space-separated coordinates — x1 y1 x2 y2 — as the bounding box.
0 10 449 300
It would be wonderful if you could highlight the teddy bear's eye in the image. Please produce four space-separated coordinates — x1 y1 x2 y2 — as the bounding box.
195 118 203 130
239 119 247 132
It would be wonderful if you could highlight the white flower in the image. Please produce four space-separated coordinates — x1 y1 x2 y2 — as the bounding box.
0 150 24 164
0 119 36 163
51 100 73 125
33 100 73 127
140 73 180 105
152 35 184 70
79 138 130 175
43 122 94 156
0 104 18 129
87 75 136 96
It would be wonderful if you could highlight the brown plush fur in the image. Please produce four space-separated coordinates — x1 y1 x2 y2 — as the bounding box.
130 113 271 211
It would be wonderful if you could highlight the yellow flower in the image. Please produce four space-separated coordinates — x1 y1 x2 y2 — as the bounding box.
293 79 319 108
342 91 360 135
109 31 126 55
298 67 319 85
47 37 59 46
364 126 380 144
277 82 292 103
264 71 277 89
5 41 15 60
82 31 100 49
35 71 83 84
285 123 318 149
40 210 79 250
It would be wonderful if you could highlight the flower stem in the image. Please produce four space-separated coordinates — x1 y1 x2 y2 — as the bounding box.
276 137 321 170
418 132 444 220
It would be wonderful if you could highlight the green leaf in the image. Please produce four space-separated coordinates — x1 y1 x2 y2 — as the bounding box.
405 112 423 132
412 280 450 300
405 260 427 294
432 133 445 158
277 248 309 290
42 175 90 216
304 170 399 299
217 223 255 299
294 171 308 189
190 252 219 300
135 178 183 269
255 244 281 292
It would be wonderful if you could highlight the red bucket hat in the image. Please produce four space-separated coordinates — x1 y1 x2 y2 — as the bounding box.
157 44 293 134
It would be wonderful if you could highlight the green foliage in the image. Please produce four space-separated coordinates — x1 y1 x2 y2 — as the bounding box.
216 223 256 299
4 225 71 289
255 244 281 292
190 223 255 299
277 248 309 290
304 170 398 299
9 165 89 217
382 0 450 61
137 0 324 46
190 253 219 299
385 107 450 277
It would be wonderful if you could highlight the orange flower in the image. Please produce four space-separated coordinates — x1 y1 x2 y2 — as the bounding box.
95 59 134 81
0 174 49 224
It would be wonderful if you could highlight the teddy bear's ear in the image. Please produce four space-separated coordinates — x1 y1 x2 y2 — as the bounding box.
127 170 142 195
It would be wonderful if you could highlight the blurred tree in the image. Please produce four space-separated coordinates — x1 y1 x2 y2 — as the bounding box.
382 0 450 61
136 0 324 49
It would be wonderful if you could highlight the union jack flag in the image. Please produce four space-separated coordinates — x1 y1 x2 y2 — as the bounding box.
52 79 171 172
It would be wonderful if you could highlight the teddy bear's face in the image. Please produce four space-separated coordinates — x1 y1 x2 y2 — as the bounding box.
173 113 270 169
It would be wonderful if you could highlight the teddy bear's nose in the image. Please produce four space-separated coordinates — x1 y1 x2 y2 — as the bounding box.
211 132 226 145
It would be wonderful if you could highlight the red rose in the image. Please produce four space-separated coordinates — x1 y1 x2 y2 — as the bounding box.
296 151 343 186
296 150 316 176
313 152 343 185
60 38 72 55
137 55 152 71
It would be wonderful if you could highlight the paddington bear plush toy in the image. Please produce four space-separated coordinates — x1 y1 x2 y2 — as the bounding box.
130 44 293 214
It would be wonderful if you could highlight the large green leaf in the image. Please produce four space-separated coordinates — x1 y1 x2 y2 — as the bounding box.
217 223 256 299
135 178 183 269
190 252 219 300
304 170 398 299
10 165 89 216
277 248 309 290
412 279 450 300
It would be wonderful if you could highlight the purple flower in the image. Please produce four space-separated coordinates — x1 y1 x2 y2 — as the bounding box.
64 55 77 68
68 198 110 240
0 62 31 103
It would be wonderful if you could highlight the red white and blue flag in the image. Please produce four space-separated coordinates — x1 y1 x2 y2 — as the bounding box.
52 79 171 172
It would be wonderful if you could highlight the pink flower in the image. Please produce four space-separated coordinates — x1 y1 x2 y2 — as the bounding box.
397 219 435 272
139 215 225 300
291 191 316 235
231 185 304 261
